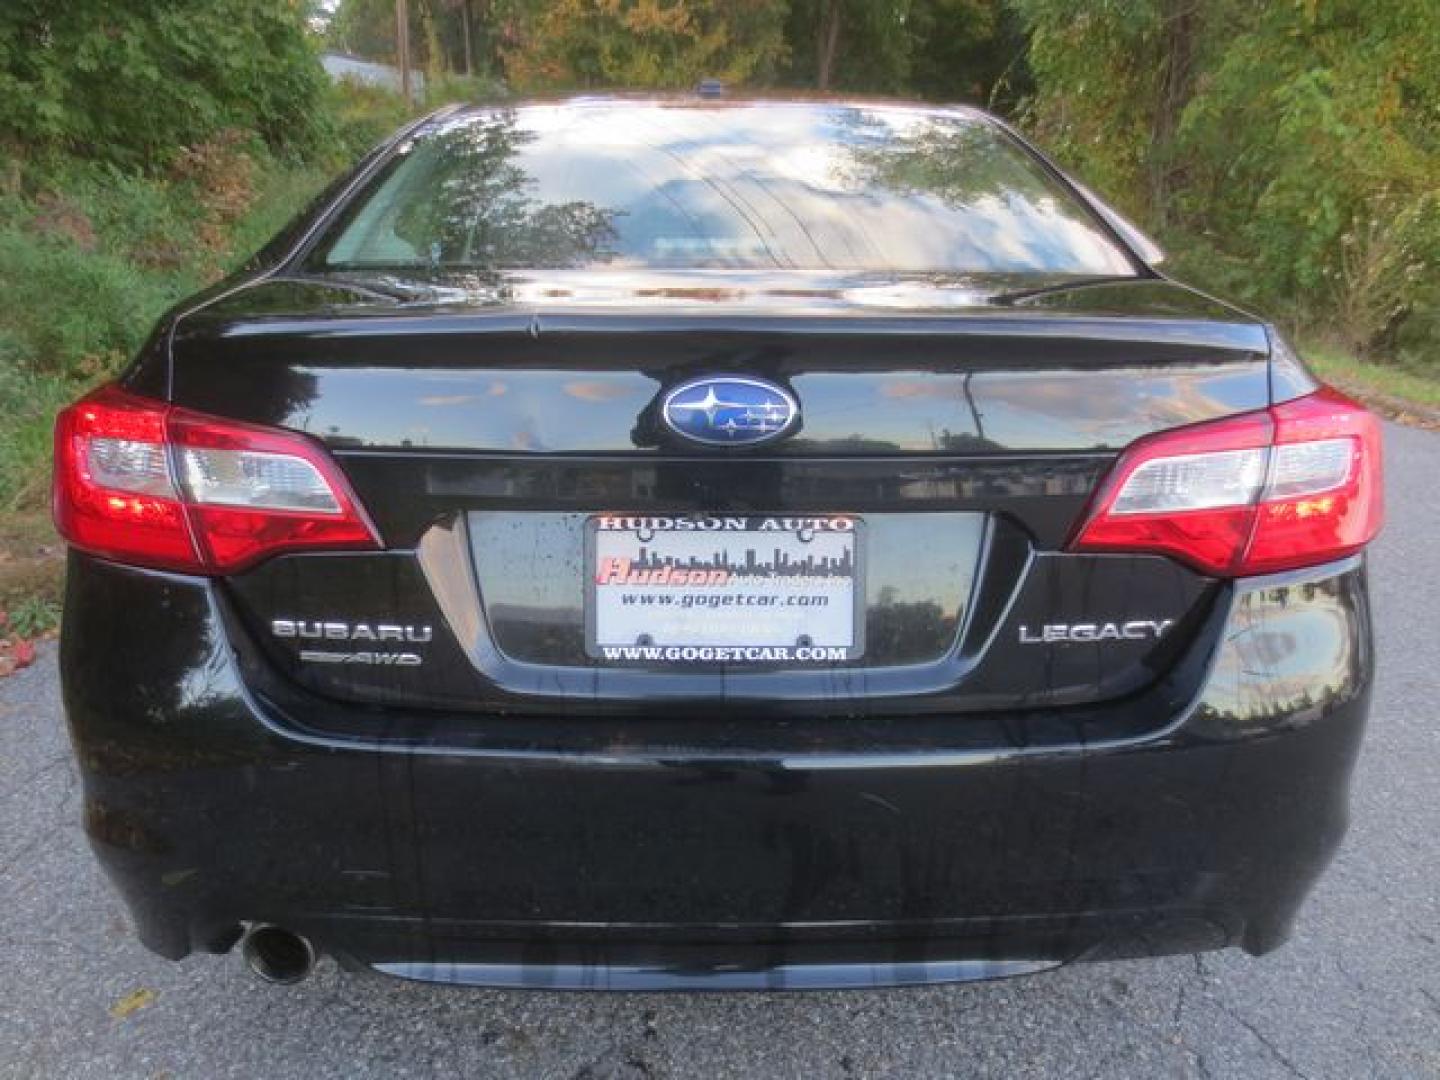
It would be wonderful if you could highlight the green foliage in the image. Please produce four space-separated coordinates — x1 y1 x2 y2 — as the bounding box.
0 3 349 518
329 0 404 64
1179 2 1440 357
422 71 509 107
1008 0 1162 204
783 0 910 92
1014 0 1440 373
0 224 181 381
228 161 336 262
0 1 329 170
4 594 61 639
0 358 84 509
319 70 507 168
502 0 790 90
329 0 502 79
779 0 1024 101
907 0 1031 108
327 0 1029 105
324 78 420 161
1305 339 1440 412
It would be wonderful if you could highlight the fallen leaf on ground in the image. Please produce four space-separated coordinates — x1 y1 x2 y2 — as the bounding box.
0 638 35 677
109 988 156 1019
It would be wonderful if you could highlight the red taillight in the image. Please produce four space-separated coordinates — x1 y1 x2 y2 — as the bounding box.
1070 387 1383 577
54 385 380 574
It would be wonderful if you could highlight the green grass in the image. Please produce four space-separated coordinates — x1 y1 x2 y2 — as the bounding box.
226 161 332 262
0 507 64 622
1304 341 1440 412
4 594 61 639
0 366 82 511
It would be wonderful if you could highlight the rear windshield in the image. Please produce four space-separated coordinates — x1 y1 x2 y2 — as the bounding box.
309 103 1137 278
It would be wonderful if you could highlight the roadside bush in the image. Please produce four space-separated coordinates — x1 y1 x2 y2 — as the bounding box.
1015 0 1440 375
0 226 177 382
0 359 83 509
226 160 335 264
315 73 515 181
501 0 789 91
5 596 61 639
422 72 509 108
60 169 200 270
1328 195 1436 363
0 1 330 170
324 78 418 162
1393 294 1440 379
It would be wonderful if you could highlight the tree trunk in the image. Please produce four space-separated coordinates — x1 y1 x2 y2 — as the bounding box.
461 0 473 77
1149 0 1199 224
396 0 412 102
419 0 444 79
817 1 842 91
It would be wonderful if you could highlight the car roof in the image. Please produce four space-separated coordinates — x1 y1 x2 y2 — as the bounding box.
431 93 993 126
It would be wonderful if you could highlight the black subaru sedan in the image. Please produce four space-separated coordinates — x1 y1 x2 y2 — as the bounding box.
54 98 1382 990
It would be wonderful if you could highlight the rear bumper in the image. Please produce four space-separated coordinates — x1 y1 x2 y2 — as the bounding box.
61 553 1372 990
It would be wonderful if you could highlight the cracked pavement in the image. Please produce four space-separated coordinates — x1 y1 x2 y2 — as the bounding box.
2 422 1438 1079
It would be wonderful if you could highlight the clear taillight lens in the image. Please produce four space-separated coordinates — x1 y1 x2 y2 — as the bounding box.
176 447 341 512
1110 447 1270 514
86 437 173 495
54 384 379 574
1264 438 1353 500
1070 387 1383 577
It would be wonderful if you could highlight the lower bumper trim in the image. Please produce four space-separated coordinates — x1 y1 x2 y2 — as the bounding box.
373 957 1061 992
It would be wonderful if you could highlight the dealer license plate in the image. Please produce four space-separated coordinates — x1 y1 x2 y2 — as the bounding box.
586 515 864 664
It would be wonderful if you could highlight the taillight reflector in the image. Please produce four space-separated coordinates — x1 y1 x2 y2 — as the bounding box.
1070 387 1382 577
54 384 379 574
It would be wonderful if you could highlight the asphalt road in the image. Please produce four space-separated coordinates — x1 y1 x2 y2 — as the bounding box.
3 421 1438 1080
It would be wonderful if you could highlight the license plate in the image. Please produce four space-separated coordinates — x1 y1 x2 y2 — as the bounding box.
586 515 864 664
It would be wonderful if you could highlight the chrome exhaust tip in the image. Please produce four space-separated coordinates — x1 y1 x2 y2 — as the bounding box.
241 924 316 985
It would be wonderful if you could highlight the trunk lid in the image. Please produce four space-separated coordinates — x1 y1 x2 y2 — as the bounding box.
168 273 1268 717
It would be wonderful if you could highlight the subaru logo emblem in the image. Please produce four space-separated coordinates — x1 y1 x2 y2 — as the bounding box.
661 376 799 447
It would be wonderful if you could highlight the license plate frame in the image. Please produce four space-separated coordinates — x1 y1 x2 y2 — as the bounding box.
584 515 865 665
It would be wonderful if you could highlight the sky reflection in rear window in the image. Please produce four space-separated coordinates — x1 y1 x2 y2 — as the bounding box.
316 103 1136 278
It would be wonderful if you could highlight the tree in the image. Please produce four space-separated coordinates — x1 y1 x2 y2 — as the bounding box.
327 0 401 60
783 0 911 94
906 0 1031 108
1013 0 1440 361
499 0 788 91
1175 0 1440 354
781 0 1022 103
329 0 531 84
0 0 329 169
816 0 841 91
